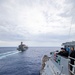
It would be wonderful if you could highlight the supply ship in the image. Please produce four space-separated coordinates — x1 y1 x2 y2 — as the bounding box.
17 42 28 51
40 41 75 75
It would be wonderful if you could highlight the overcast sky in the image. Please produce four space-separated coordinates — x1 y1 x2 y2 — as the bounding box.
0 0 75 47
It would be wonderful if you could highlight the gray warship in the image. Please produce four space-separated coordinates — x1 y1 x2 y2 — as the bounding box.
17 42 28 51
40 41 75 75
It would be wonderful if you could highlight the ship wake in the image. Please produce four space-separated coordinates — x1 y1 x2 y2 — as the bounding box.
0 51 19 59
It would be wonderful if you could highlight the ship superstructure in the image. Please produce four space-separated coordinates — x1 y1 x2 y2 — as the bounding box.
17 42 28 51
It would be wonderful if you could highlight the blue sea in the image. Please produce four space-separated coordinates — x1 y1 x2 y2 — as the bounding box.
0 47 60 75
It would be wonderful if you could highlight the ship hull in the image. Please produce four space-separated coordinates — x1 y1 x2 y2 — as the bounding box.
17 45 28 51
17 47 28 51
40 53 70 75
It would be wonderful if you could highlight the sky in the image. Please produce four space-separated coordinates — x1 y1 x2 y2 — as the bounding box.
0 0 75 47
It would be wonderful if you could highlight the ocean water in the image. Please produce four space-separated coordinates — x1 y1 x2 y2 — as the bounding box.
0 47 60 75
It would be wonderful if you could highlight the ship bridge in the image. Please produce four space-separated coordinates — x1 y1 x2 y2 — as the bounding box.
62 41 75 50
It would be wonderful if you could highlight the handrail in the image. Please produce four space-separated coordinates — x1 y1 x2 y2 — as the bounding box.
69 63 75 67
68 56 75 60
68 56 75 75
69 69 75 75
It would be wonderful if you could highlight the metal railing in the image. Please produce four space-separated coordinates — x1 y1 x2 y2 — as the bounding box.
68 56 75 75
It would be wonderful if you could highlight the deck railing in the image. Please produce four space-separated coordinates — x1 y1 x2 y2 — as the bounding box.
68 56 75 75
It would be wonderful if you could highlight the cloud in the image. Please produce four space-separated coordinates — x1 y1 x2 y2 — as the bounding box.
59 0 75 24
0 0 75 46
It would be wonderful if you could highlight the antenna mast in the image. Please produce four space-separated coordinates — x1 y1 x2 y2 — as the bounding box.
68 17 73 41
